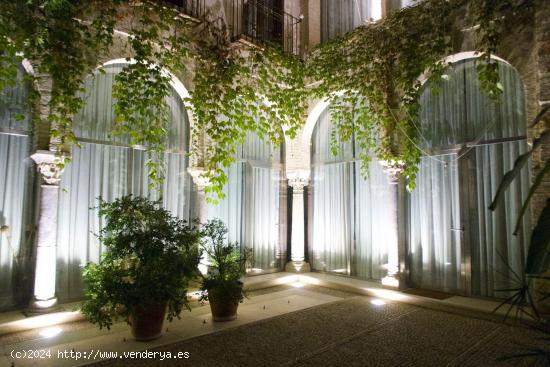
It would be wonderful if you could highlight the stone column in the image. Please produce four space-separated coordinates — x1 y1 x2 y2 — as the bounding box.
188 168 210 224
188 167 210 274
28 150 63 312
379 160 404 289
285 172 311 273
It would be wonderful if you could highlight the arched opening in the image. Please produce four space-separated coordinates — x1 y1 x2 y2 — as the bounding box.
206 131 286 274
308 106 395 280
408 56 531 297
0 63 35 310
56 62 193 301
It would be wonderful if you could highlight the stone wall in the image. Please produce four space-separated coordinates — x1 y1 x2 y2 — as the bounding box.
533 0 550 222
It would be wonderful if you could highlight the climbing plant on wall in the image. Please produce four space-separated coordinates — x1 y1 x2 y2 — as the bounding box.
0 0 122 164
110 1 192 186
0 0 307 195
306 0 534 190
189 16 306 200
0 0 535 196
0 0 195 187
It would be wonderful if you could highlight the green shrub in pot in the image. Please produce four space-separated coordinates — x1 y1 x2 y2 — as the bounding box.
199 219 251 321
81 195 201 339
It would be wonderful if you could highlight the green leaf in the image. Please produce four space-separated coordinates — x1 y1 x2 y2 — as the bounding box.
489 150 532 211
489 130 548 211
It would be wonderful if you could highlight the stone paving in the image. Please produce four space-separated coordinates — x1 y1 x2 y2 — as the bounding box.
89 291 549 367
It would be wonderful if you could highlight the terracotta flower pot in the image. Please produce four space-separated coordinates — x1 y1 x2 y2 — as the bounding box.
129 303 167 341
208 284 242 322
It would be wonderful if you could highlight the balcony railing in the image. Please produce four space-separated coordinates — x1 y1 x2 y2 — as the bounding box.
164 0 205 19
228 0 302 55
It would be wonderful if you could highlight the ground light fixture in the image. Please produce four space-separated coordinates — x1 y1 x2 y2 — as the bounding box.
39 326 62 338
370 299 386 306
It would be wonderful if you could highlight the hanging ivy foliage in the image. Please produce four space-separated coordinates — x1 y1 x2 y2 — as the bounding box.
0 0 122 169
0 0 536 197
307 0 464 189
189 15 306 200
306 0 534 190
111 1 193 186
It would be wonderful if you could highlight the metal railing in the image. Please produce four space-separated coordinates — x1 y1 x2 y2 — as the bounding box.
163 0 205 19
228 0 302 55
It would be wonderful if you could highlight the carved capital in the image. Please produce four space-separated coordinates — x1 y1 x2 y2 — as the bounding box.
31 151 64 186
287 170 310 194
379 160 405 184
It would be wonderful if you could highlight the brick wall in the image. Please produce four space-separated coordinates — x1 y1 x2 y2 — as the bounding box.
532 0 550 222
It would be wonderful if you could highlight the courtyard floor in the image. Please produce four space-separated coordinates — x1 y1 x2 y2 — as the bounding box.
1 275 548 367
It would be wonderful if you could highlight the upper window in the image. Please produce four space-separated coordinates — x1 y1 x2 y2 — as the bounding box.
320 0 382 42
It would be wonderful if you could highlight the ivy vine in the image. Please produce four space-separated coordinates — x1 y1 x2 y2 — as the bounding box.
0 0 536 197
306 0 534 190
189 15 306 200
0 0 121 169
111 1 192 186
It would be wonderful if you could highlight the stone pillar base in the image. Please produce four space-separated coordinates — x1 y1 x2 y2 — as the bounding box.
25 296 59 315
381 275 401 289
285 261 311 273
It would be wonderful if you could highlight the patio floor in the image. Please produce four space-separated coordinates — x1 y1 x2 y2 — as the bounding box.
1 275 548 367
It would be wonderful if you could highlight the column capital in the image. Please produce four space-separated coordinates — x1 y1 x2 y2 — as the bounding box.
287 170 310 193
187 167 210 190
31 150 64 186
379 160 405 184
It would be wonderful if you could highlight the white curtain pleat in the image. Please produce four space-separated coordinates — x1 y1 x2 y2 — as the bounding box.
206 128 284 273
310 106 392 280
470 141 530 297
56 63 191 301
0 64 33 310
414 58 530 297
206 164 245 245
0 135 32 309
311 163 352 274
408 155 462 292
320 0 372 42
244 166 281 270
354 159 393 279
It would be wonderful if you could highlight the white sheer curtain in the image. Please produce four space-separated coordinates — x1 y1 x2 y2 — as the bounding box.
207 131 284 273
413 58 530 297
0 64 33 310
408 155 462 292
56 63 192 301
311 163 353 273
321 0 373 42
244 166 281 270
310 108 392 279
465 61 530 296
354 158 394 280
206 164 244 245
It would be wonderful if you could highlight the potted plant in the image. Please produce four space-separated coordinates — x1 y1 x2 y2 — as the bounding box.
81 195 201 341
200 219 251 321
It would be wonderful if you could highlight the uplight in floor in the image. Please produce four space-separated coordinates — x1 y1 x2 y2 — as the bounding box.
39 327 62 338
370 299 386 306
